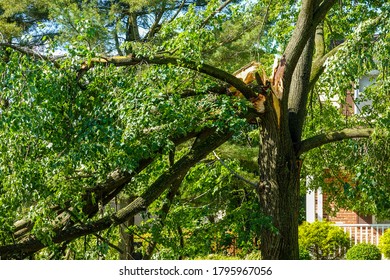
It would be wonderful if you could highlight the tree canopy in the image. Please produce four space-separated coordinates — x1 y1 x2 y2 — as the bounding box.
0 0 389 259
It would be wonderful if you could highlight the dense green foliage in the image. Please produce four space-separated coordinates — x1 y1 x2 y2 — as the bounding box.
0 0 389 259
298 221 350 260
301 2 390 219
346 243 381 260
0 0 281 259
127 153 266 259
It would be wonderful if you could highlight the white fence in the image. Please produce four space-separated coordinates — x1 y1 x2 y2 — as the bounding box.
335 224 390 246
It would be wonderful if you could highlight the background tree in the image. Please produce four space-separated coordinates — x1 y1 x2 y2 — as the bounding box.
0 0 389 259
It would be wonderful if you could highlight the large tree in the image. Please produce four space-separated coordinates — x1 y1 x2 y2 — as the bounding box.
0 0 389 259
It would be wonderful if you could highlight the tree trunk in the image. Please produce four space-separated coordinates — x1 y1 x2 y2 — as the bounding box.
256 8 318 258
257 95 301 260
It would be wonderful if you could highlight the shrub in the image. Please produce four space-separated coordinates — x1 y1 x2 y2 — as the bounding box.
346 243 381 260
379 229 390 259
299 221 350 260
299 247 312 260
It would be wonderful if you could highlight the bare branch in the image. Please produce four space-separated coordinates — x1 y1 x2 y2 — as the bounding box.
296 128 374 156
65 209 124 255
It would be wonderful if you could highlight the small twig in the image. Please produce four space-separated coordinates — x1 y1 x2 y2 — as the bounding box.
212 151 258 188
186 189 212 204
200 0 233 29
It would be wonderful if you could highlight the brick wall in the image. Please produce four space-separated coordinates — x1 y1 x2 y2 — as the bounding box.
328 209 360 224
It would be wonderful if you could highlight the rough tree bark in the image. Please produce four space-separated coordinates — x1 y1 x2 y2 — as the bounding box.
256 91 301 259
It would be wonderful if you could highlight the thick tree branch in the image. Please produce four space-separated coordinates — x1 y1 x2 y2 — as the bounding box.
83 55 258 100
283 0 337 101
284 1 316 81
296 128 374 156
313 22 325 60
314 1 340 26
288 35 315 143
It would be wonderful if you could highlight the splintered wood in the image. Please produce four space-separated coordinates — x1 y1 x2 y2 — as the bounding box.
233 61 261 84
230 59 283 127
229 61 266 113
270 55 286 100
